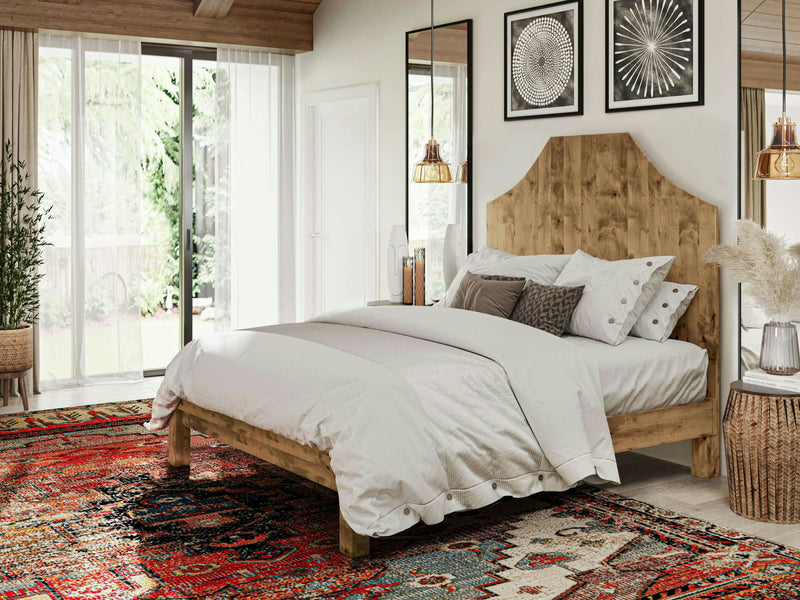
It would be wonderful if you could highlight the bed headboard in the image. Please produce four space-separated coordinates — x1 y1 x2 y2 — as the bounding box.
486 132 719 400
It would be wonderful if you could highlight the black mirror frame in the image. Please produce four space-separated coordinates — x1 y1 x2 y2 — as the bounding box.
405 18 474 255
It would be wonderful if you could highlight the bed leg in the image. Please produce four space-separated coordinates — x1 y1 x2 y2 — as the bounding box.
168 410 191 468
691 434 720 478
339 510 370 558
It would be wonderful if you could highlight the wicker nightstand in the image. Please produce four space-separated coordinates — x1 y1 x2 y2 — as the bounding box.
724 381 800 523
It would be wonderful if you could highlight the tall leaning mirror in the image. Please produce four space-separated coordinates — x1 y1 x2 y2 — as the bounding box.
406 19 473 303
739 8 800 375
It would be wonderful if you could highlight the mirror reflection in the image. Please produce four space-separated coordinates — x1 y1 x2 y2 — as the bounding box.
407 20 472 302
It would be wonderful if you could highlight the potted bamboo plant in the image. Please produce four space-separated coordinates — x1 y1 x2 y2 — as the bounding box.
0 141 49 376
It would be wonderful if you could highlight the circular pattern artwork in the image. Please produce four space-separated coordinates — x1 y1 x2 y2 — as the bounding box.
512 17 574 107
614 0 693 99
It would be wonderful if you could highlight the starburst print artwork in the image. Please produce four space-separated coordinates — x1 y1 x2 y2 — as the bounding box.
607 0 703 112
615 0 691 98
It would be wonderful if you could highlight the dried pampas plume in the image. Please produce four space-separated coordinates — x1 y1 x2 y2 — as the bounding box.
704 220 800 322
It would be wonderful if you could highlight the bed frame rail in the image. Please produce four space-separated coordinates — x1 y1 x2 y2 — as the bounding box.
168 401 370 558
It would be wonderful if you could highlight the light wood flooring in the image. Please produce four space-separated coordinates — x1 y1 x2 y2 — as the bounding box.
603 452 800 549
2 381 800 549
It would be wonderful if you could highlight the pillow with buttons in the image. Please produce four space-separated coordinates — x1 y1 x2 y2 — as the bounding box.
630 281 698 342
553 250 675 345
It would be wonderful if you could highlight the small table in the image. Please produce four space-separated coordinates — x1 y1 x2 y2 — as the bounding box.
367 300 434 307
1 370 30 411
724 380 800 523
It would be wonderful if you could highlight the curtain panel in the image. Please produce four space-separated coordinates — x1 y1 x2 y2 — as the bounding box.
741 87 766 226
38 35 144 389
0 29 39 394
214 49 296 331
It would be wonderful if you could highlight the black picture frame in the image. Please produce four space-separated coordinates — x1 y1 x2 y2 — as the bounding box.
605 0 705 113
504 0 583 121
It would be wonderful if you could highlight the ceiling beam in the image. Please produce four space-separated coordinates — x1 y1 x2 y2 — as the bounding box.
0 0 318 52
193 0 236 19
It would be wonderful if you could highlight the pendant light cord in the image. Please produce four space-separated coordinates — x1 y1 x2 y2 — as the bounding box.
430 0 435 140
784 0 787 115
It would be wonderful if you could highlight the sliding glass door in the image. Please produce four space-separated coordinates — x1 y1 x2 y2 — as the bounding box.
38 40 218 384
38 39 294 388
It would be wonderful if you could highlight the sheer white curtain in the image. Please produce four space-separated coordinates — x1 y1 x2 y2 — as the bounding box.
450 64 468 255
214 49 295 331
38 35 143 388
432 63 468 266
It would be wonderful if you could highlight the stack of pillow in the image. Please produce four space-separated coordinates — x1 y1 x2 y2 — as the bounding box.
435 247 698 345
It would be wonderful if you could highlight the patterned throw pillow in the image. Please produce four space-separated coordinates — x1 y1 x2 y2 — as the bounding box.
511 281 585 336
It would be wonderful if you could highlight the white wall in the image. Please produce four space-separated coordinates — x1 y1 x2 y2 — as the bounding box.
298 0 739 469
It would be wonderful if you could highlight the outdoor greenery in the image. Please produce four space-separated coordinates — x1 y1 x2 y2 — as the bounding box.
0 141 51 329
141 62 217 315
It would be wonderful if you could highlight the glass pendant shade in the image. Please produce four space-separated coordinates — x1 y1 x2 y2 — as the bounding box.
755 113 800 180
455 160 468 184
413 138 452 183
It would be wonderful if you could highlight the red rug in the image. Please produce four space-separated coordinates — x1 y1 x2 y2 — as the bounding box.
1 403 799 599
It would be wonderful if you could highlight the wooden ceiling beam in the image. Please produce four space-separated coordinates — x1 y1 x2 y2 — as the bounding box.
193 0 236 19
0 0 322 52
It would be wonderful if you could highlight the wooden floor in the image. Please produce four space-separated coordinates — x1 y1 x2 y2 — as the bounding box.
603 452 800 549
0 377 162 415
3 381 799 549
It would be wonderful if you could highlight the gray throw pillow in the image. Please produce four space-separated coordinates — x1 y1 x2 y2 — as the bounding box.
451 271 525 319
511 281 585 336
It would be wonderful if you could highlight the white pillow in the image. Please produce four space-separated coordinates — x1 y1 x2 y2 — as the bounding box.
630 282 698 342
554 250 675 345
440 250 570 307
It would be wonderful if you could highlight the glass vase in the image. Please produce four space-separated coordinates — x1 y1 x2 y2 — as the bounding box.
760 321 800 376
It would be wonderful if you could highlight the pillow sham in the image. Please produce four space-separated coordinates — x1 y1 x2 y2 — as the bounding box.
510 282 585 336
441 251 570 307
630 281 698 342
553 250 675 345
451 271 525 318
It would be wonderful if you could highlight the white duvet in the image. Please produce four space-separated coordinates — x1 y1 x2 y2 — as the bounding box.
149 307 619 537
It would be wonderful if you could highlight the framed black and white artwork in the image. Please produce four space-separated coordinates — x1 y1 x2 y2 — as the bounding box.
504 1 583 121
606 0 704 112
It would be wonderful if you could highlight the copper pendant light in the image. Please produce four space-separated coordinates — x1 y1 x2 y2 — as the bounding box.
755 0 800 180
413 0 452 184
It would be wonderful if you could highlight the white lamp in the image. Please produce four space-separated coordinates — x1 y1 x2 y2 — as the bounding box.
442 223 464 289
387 225 409 302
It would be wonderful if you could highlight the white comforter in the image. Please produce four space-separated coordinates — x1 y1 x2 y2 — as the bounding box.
148 307 619 537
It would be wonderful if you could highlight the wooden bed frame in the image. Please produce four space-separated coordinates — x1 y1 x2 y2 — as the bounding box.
168 132 720 559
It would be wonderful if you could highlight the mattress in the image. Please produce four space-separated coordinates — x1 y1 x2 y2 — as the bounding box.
563 335 709 417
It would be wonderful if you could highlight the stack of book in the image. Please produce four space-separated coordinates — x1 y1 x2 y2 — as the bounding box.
743 369 800 393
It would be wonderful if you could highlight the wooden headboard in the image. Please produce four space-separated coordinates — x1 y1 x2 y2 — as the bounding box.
486 133 719 404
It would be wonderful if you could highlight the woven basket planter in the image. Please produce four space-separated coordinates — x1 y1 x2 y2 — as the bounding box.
0 325 33 373
723 382 800 523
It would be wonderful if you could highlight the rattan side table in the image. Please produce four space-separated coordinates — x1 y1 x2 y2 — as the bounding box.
724 381 800 523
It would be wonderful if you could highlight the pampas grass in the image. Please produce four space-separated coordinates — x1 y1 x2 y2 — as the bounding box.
704 220 800 322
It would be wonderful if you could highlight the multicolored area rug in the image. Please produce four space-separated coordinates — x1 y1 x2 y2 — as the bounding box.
1 403 800 599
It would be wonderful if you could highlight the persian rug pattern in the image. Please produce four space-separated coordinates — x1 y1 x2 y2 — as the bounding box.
1 404 800 599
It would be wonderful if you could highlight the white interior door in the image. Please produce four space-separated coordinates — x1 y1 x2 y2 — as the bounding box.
303 85 378 318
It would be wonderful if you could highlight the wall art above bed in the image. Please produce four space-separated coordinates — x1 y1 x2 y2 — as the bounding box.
504 0 583 121
605 0 704 113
